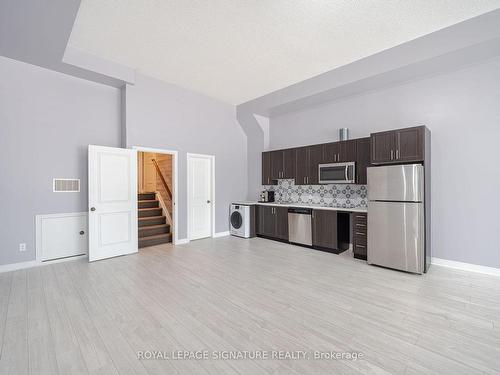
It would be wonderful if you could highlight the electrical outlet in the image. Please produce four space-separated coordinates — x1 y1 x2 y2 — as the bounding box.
19 243 26 252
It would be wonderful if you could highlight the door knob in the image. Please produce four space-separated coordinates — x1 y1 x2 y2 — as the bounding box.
90 207 96 211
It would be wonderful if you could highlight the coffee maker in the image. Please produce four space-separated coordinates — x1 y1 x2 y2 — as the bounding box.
260 190 275 202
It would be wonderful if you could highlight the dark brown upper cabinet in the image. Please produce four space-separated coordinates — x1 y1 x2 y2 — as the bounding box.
283 148 296 179
312 209 338 250
371 126 425 165
270 150 284 180
308 145 323 185
371 131 397 164
338 140 357 162
323 142 340 163
269 149 296 180
323 140 356 163
398 127 424 162
262 151 275 185
356 137 371 185
295 146 310 185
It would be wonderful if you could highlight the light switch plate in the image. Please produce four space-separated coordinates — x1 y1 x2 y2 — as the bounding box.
19 243 26 252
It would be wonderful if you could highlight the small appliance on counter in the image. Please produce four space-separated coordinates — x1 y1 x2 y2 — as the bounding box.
230 203 255 238
260 190 275 202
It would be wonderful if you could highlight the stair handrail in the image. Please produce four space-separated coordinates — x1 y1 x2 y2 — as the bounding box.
155 190 173 229
151 158 173 200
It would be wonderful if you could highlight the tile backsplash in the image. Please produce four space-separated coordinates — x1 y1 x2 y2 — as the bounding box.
263 179 367 208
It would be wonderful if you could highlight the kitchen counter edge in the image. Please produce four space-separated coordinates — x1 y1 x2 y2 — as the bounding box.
232 202 367 213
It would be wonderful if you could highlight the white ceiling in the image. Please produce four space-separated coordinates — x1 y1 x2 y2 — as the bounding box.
68 0 500 105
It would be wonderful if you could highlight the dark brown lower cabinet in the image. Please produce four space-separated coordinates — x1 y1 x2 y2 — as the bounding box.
274 206 289 240
312 210 337 250
352 213 367 260
312 210 350 253
258 205 275 238
256 205 288 241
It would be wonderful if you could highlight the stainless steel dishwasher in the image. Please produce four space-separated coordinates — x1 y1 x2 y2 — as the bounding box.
288 207 312 246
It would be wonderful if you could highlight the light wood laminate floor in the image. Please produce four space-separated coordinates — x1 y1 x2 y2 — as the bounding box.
1 236 499 375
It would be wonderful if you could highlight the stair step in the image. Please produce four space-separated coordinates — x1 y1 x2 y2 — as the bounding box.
139 216 166 226
139 224 170 238
138 207 162 217
139 233 172 248
138 199 159 209
138 192 155 201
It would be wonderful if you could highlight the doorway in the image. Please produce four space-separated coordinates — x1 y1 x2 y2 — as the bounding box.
134 147 178 247
187 153 214 240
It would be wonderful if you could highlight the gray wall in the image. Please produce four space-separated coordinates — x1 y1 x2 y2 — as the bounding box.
269 57 500 268
124 74 247 240
0 56 121 266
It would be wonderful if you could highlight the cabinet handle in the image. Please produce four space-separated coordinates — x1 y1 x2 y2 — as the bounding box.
390 150 394 160
356 244 366 248
355 215 366 219
338 153 340 161
396 149 399 159
355 232 366 236
356 223 366 227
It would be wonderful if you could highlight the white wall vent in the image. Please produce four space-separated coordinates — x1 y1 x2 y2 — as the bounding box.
53 179 80 192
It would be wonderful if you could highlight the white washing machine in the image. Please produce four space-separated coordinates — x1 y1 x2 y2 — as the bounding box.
230 203 255 238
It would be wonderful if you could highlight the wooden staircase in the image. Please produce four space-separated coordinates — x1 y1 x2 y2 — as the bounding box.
138 192 172 248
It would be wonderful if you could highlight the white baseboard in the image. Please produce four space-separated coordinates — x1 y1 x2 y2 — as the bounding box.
0 260 39 274
175 238 189 245
213 231 230 238
431 257 500 277
0 254 87 274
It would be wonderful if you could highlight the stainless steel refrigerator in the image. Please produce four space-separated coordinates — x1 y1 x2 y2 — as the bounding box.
367 164 425 274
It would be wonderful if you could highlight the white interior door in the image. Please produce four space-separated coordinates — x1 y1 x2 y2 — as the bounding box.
188 155 213 240
88 145 138 262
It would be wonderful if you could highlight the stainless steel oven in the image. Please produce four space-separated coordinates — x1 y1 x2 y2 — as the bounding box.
318 162 356 184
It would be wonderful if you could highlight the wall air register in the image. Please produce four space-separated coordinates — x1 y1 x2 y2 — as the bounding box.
53 178 80 192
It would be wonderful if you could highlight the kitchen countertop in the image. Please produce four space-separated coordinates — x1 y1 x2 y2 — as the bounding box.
233 201 367 213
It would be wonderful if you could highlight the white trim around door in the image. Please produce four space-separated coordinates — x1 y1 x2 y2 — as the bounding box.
187 153 215 241
132 146 179 245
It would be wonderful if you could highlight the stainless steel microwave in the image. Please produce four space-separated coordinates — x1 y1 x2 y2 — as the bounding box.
318 162 356 184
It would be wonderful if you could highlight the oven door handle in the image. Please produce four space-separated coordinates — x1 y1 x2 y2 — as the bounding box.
345 165 349 182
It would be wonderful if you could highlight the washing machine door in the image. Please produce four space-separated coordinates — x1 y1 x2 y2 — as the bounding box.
230 210 243 229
